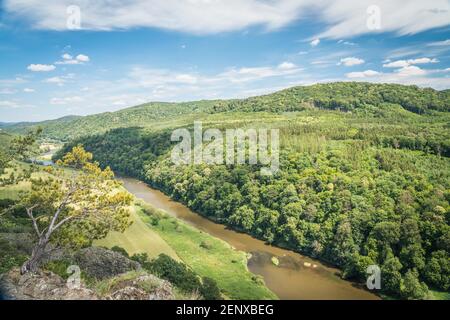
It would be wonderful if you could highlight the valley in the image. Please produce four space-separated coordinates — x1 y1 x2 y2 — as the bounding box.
1 82 449 300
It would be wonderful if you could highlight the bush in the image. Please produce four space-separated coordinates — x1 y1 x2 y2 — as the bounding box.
147 254 202 293
130 252 149 265
44 260 73 280
200 277 222 300
0 239 27 274
200 241 213 250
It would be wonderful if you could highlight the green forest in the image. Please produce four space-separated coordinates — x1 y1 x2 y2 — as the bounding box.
41 82 449 300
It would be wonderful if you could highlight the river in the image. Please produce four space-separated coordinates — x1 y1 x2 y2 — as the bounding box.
120 176 379 300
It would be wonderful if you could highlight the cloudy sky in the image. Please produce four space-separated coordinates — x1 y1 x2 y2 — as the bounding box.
0 0 449 122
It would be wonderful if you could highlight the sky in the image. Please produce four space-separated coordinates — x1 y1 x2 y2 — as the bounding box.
0 0 449 122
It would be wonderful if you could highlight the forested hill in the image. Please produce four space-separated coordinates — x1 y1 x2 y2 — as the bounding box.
2 82 449 141
55 80 450 299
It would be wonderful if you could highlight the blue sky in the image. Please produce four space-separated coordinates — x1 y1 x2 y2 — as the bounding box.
0 0 449 122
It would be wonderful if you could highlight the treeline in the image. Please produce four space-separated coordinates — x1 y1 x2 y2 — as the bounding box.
212 82 450 114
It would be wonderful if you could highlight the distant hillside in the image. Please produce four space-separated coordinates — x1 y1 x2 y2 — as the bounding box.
4 101 217 141
4 82 449 141
0 132 13 151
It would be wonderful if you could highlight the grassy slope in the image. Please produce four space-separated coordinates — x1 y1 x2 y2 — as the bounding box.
430 290 450 300
94 206 179 261
136 208 277 300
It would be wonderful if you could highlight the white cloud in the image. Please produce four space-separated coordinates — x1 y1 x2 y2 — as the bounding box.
3 0 313 34
395 65 427 76
27 64 55 72
383 57 439 68
55 53 89 65
278 62 296 70
383 60 410 68
310 38 320 47
427 39 450 46
5 0 449 38
0 100 33 109
342 66 450 89
316 0 450 39
23 88 35 92
0 77 27 85
338 57 364 66
50 96 83 105
55 59 79 65
76 54 90 62
346 70 380 78
62 53 73 60
219 63 303 83
44 76 66 86
174 74 197 84
408 58 439 64
338 40 356 46
0 100 19 108
0 88 16 94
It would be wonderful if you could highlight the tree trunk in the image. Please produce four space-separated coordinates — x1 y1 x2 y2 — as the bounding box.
21 239 48 274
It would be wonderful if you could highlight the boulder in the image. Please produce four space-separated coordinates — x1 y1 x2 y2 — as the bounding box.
73 247 140 280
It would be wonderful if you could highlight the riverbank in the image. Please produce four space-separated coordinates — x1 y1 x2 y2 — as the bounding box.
96 200 276 299
120 177 379 300
135 201 277 299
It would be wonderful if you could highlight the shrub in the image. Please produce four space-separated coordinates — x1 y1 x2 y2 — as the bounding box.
130 252 149 265
147 254 201 293
200 277 222 300
0 239 28 274
200 241 213 250
44 260 73 280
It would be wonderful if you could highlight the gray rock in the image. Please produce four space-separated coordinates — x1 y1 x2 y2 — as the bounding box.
74 247 140 280
0 268 98 300
105 274 175 300
0 268 175 300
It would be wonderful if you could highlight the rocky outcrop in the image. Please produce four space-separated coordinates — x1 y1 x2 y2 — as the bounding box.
0 268 98 300
105 274 175 300
0 269 175 300
73 247 141 280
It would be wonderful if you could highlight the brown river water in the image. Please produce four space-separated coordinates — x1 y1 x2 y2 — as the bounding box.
120 177 379 300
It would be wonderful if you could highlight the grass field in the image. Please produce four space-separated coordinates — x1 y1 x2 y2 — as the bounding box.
137 207 277 300
94 205 179 261
430 290 450 300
